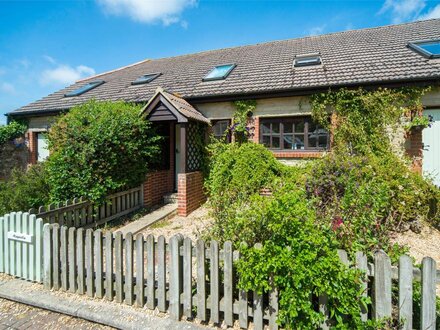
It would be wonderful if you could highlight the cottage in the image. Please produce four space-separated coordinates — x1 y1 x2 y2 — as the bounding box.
7 19 440 216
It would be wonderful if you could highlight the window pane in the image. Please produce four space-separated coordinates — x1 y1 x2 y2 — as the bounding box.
318 135 328 148
272 123 280 134
272 136 280 148
204 64 235 80
284 122 293 133
308 135 317 148
262 122 271 134
262 136 270 147
294 135 305 150
294 121 304 133
283 135 293 149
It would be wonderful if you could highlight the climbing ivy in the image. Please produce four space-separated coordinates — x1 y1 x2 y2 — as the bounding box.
310 87 430 156
231 100 256 144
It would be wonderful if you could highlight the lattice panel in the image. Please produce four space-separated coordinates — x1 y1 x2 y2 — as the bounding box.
187 122 205 172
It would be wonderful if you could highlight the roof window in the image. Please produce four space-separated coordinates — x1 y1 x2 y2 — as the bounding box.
132 73 161 85
64 80 104 97
408 40 440 58
203 64 236 81
294 53 322 67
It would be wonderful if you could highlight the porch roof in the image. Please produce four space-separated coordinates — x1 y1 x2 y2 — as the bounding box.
141 87 210 124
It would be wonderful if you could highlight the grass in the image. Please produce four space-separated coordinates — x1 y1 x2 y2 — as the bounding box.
149 218 172 229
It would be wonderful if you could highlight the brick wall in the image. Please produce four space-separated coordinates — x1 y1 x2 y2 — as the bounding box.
27 131 37 165
405 128 423 174
143 169 174 207
177 171 206 217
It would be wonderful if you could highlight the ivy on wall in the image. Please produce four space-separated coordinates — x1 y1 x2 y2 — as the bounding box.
310 87 430 156
231 100 256 143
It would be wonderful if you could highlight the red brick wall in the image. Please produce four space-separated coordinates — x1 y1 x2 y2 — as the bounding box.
143 169 174 207
405 129 423 174
177 171 206 217
27 131 37 165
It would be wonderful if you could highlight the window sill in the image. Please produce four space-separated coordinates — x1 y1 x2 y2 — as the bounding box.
271 150 327 158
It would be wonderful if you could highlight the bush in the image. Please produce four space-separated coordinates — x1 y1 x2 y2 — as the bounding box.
0 121 27 145
0 164 50 215
46 100 161 202
306 151 440 259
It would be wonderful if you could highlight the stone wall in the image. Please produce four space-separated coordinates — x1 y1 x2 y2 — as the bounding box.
0 137 29 180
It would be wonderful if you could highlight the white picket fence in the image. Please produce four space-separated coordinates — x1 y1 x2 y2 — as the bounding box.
41 223 439 330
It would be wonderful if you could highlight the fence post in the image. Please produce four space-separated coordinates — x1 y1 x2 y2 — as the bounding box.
196 239 206 321
157 235 166 312
115 231 124 303
224 241 233 326
373 250 392 320
0 216 4 273
125 232 134 305
356 251 368 322
105 231 114 301
146 234 155 309
43 224 52 290
60 226 68 291
210 240 220 324
398 255 413 330
253 243 264 330
68 227 77 293
421 257 437 330
77 228 85 294
136 233 145 307
183 237 193 319
95 230 104 299
170 234 183 320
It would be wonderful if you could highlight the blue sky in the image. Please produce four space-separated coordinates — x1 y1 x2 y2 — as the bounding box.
1 0 439 124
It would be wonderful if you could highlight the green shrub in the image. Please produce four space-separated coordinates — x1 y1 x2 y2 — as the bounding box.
0 121 27 145
306 151 439 259
236 188 371 329
46 100 161 202
0 164 50 215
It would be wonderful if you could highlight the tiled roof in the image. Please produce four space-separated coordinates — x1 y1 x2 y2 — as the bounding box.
142 88 210 123
10 19 440 115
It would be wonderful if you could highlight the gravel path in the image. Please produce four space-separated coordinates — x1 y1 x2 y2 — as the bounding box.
0 298 112 330
391 222 440 265
139 206 212 241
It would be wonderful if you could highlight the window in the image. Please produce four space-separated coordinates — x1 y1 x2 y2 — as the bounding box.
132 73 161 85
64 80 104 97
203 64 236 81
212 120 230 141
408 40 440 58
37 132 49 162
260 117 329 150
294 54 322 67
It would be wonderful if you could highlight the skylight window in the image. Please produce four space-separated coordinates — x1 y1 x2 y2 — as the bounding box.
132 73 161 85
294 54 322 67
203 64 236 81
408 40 440 58
64 80 104 97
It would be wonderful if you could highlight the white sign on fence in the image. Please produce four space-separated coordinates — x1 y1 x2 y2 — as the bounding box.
7 231 33 243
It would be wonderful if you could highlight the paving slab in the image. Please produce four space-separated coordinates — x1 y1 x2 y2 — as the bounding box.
118 203 177 236
0 278 207 330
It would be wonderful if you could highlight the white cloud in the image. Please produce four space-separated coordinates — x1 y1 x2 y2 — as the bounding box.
43 55 56 64
378 0 426 23
308 25 326 36
40 64 95 86
0 82 15 94
97 0 197 25
418 4 440 20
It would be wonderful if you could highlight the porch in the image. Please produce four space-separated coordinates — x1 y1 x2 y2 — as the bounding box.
141 88 209 216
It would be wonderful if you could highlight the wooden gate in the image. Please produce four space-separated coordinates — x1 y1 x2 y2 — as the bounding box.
0 212 44 282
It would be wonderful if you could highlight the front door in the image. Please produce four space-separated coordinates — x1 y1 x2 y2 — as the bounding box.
423 109 440 186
